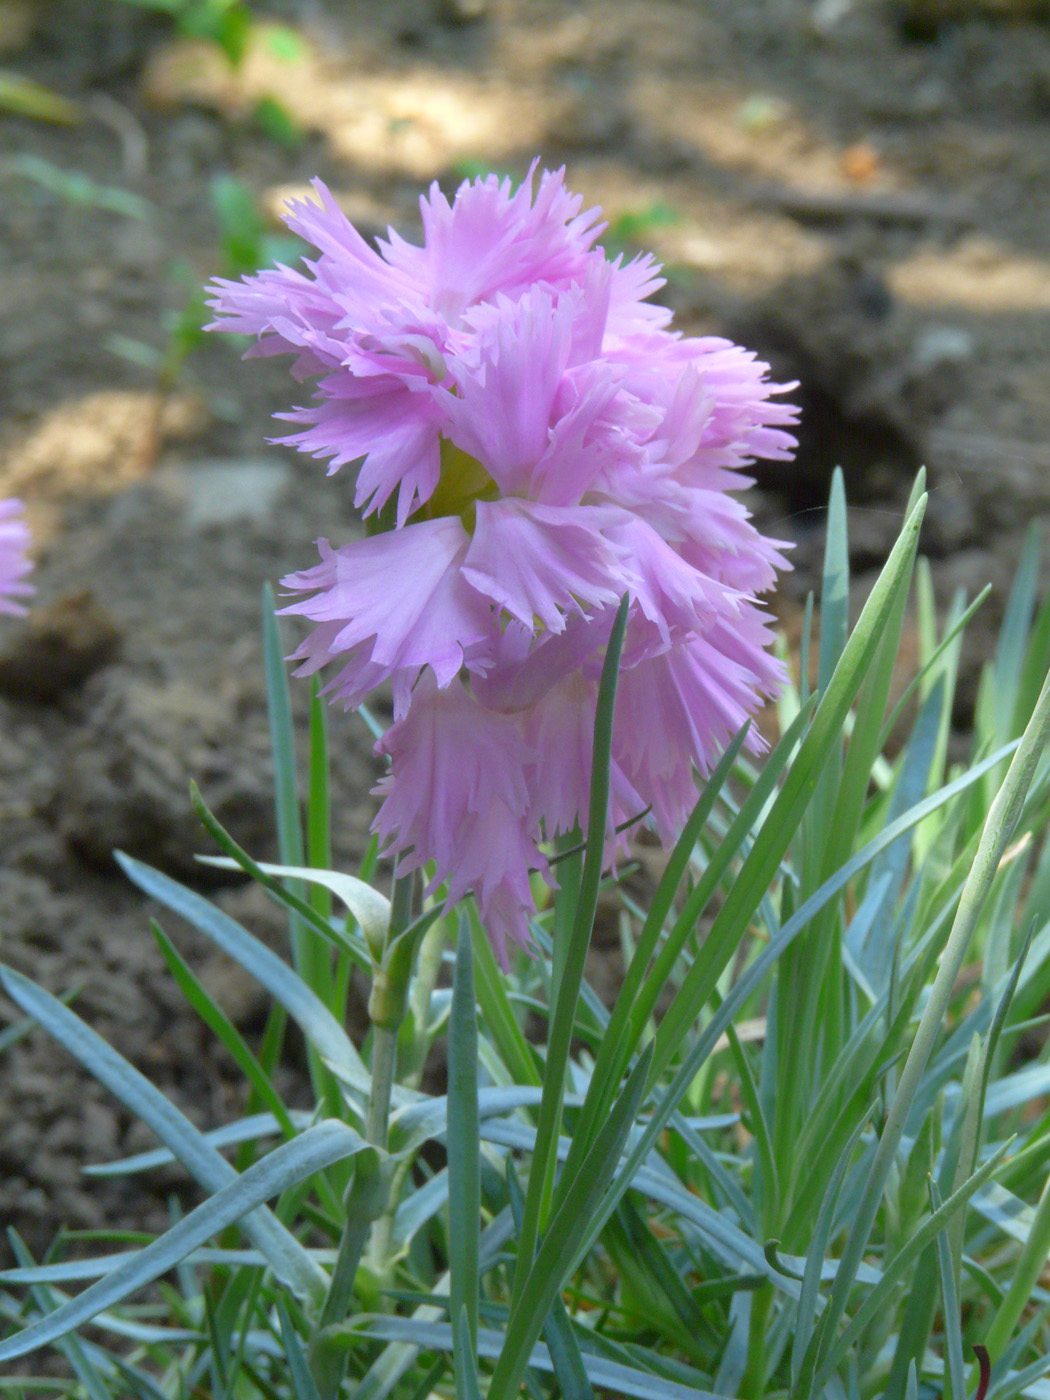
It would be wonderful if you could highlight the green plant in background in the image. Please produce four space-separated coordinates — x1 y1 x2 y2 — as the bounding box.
0 153 295 438
120 0 255 69
0 74 83 125
120 0 305 141
3 474 1050 1397
106 174 303 408
605 199 680 248
1 154 153 220
161 174 304 384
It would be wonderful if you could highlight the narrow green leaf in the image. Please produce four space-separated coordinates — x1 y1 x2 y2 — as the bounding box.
308 678 333 923
807 1138 1011 1390
631 698 816 1054
468 905 540 1089
539 1305 597 1400
115 854 366 1081
817 467 849 696
722 1011 778 1230
807 660 1050 1382
199 855 387 961
608 1194 716 1360
790 1117 869 1385
448 918 480 1354
3 1238 113 1400
824 482 916 882
0 965 327 1309
507 1162 596 1400
483 1117 791 1290
981 1159 1050 1365
563 739 1014 1286
561 717 758 1177
994 523 1040 741
151 921 297 1143
353 1315 720 1399
262 582 305 871
0 1121 371 1363
652 492 927 1080
278 1299 324 1400
930 1178 966 1400
851 680 943 993
511 594 630 1300
1015 577 1050 733
493 1044 652 1400
942 926 1033 1285
191 790 372 969
83 1109 313 1177
880 585 989 751
455 1306 483 1400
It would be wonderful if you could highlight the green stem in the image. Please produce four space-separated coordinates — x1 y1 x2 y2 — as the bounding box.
402 918 449 1089
366 1024 398 1153
317 868 416 1347
367 1153 415 1299
742 1282 773 1400
361 868 418 1287
358 1028 398 1294
320 1213 372 1329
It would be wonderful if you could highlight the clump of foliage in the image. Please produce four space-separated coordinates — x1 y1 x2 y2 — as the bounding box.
2 477 1050 1399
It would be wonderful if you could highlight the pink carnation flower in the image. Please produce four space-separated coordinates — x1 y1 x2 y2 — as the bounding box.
207 165 797 964
0 499 33 617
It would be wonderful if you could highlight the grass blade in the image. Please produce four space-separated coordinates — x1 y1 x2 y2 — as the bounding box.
817 466 849 696
563 739 1016 1282
468 904 540 1089
262 583 305 872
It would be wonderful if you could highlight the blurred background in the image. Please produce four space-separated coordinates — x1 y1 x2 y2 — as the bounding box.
1 0 1049 1260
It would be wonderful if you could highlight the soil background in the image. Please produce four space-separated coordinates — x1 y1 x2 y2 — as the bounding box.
1 0 1050 1338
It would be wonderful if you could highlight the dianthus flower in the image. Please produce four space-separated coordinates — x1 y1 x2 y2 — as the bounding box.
0 499 33 616
207 164 797 966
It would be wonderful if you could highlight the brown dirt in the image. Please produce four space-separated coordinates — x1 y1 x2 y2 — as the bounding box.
1 0 1049 1284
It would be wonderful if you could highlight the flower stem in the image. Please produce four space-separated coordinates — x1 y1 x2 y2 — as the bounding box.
316 867 417 1354
742 1282 772 1399
366 1023 398 1153
361 868 419 1289
401 917 449 1089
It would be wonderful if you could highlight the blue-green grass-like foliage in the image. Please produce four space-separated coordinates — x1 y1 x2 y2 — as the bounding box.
5 470 1050 1398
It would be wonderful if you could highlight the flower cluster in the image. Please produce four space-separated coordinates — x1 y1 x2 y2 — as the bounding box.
0 499 32 617
207 166 797 965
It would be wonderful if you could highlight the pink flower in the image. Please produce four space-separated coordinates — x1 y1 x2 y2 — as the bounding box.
207 165 797 965
372 675 548 967
0 500 33 617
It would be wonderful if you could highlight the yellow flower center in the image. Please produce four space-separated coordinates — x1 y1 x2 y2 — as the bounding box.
426 438 500 530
